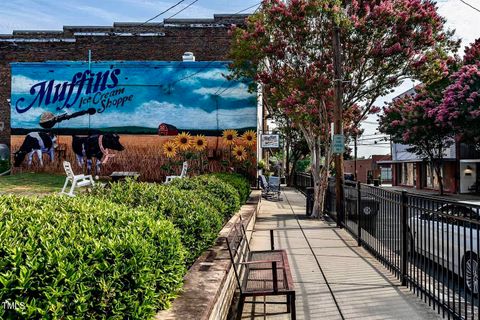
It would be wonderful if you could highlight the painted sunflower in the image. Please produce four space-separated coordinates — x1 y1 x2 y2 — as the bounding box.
241 130 257 146
232 145 247 161
163 141 178 158
175 132 192 151
193 135 207 151
222 129 238 146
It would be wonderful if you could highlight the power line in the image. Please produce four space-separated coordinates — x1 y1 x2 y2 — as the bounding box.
460 0 480 13
168 2 262 85
137 0 188 26
164 0 200 20
235 3 262 14
214 80 236 96
362 120 379 125
5 0 188 52
357 134 388 139
6 2 261 53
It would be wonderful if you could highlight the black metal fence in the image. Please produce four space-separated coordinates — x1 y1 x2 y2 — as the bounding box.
318 178 480 319
294 172 313 195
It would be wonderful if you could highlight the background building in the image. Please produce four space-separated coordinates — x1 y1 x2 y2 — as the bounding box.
1 15 262 181
344 155 392 184
0 15 249 148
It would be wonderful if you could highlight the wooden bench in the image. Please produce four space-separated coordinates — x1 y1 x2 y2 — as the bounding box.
226 219 296 319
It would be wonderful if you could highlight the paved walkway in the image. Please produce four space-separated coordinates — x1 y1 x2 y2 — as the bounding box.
241 188 441 320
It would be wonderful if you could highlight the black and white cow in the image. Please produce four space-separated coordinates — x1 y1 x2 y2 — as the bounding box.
14 132 57 167
72 133 124 174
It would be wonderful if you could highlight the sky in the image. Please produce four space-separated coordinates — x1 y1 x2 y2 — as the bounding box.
0 0 261 33
1 0 479 154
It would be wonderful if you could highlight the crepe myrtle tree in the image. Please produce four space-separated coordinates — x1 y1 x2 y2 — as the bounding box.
229 0 457 217
379 85 453 195
439 39 480 149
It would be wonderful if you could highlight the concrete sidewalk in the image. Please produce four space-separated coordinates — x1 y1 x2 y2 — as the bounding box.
241 188 441 320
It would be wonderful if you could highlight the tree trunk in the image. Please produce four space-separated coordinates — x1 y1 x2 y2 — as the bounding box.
299 126 330 219
311 148 331 218
287 157 299 187
434 161 444 195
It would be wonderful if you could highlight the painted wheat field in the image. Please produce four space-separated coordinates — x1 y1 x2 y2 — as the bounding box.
11 135 251 181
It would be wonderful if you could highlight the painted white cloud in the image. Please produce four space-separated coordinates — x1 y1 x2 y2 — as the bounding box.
11 99 256 130
11 105 47 127
193 83 255 100
11 75 70 94
54 100 257 130
182 68 229 85
194 69 227 81
11 75 43 94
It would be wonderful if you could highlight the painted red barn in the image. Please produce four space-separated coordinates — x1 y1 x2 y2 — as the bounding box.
158 123 179 136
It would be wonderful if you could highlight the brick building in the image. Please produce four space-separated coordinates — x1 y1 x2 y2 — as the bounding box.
0 14 248 149
344 155 392 184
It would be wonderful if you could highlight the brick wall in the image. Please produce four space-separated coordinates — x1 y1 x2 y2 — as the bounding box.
0 15 247 148
344 154 391 183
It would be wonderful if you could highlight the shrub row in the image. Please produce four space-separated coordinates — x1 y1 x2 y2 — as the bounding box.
95 180 223 266
0 172 250 319
168 175 240 220
0 195 186 319
207 173 251 204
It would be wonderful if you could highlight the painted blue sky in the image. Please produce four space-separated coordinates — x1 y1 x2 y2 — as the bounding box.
11 61 257 130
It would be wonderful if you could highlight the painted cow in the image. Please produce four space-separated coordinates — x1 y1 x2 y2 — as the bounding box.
72 133 124 174
14 132 57 167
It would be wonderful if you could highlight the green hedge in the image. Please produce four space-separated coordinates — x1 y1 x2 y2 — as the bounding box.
0 173 247 318
0 195 186 319
208 173 251 204
95 180 223 266
169 175 240 220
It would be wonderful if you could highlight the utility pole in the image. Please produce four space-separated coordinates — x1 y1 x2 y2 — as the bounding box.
332 25 345 228
354 134 358 181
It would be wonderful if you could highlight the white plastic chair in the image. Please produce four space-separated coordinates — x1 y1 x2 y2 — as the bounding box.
60 161 95 197
165 161 188 183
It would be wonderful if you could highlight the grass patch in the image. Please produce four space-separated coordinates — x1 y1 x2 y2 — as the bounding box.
0 173 65 195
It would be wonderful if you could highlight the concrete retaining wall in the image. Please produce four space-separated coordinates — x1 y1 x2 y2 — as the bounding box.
156 190 260 320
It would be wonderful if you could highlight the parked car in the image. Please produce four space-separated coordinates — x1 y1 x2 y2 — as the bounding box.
408 203 480 294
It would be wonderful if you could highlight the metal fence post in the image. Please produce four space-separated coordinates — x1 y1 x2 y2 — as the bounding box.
357 182 362 246
400 190 408 286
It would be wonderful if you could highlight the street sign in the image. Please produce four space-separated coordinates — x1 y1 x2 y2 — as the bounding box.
332 134 345 154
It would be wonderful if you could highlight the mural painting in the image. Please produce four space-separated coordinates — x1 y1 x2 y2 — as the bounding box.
10 61 258 180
